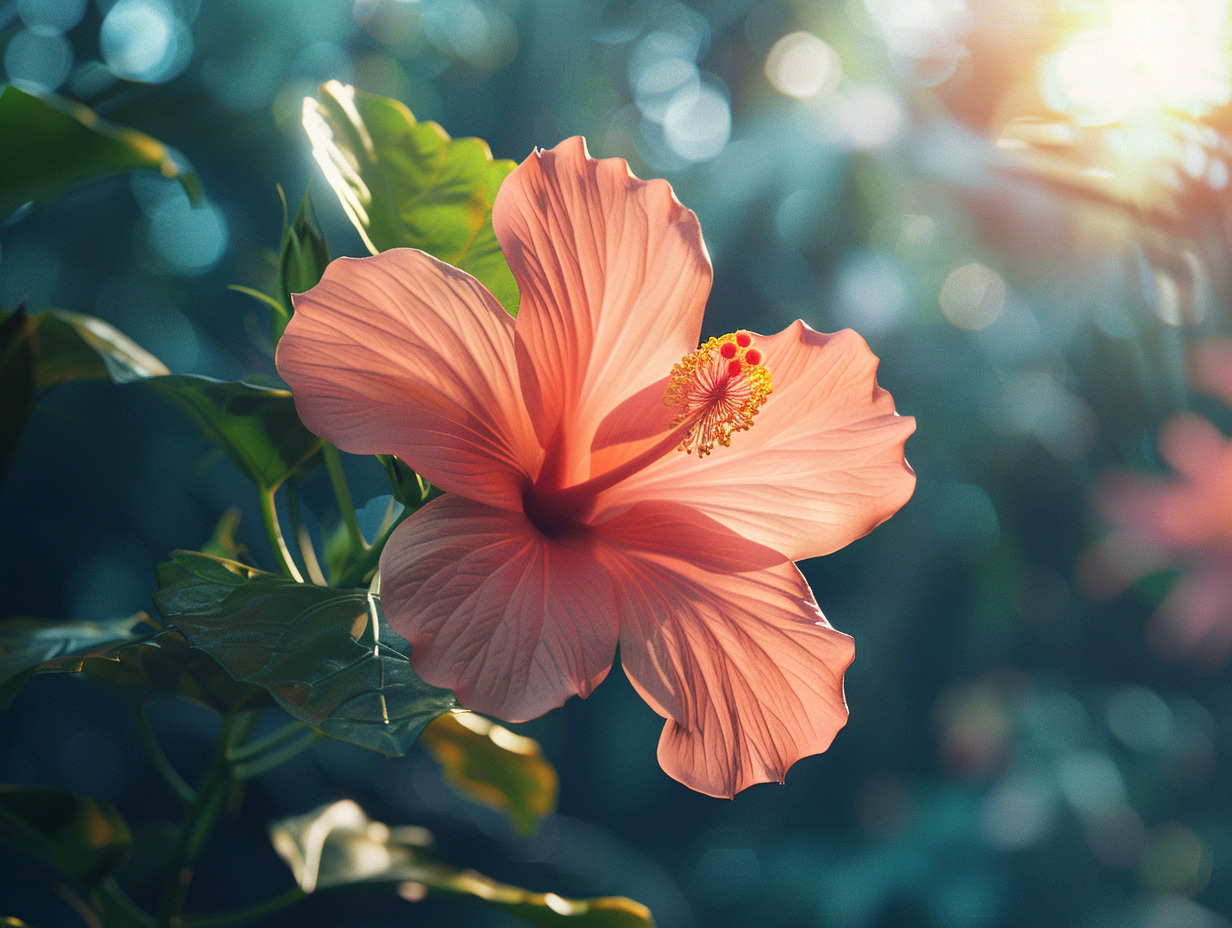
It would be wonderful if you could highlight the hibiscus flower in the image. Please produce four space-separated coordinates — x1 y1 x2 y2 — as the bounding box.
276 138 916 797
1086 340 1232 667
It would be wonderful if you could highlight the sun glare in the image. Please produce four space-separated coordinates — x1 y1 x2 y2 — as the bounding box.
1040 0 1232 126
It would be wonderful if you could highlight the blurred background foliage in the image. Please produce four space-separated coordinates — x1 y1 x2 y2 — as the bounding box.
4 0 1232 926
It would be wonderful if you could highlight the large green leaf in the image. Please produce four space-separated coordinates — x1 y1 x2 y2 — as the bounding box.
0 307 35 470
0 786 132 887
0 612 158 709
86 632 271 713
0 306 316 491
420 712 558 836
0 86 201 220
152 552 457 754
144 375 321 492
0 611 260 713
271 800 655 927
0 306 171 387
303 81 519 315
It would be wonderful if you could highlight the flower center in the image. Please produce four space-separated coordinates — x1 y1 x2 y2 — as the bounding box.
664 330 772 457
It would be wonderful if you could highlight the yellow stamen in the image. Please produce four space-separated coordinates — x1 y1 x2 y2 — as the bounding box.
664 331 773 457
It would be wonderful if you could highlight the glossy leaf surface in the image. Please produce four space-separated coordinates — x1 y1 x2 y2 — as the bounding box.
0 86 200 220
145 376 321 492
18 308 169 386
420 713 559 835
303 81 519 314
0 786 132 886
0 613 158 709
271 800 655 927
153 552 457 754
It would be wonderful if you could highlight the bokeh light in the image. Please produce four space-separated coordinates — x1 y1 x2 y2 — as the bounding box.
4 29 73 92
101 0 193 83
765 31 842 100
1041 0 1232 126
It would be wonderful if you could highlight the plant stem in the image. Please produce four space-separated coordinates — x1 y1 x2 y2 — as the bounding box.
226 719 310 764
323 444 365 552
232 730 323 781
92 879 156 928
331 508 411 590
155 712 242 928
284 482 327 586
259 487 304 583
134 705 195 804
178 888 308 928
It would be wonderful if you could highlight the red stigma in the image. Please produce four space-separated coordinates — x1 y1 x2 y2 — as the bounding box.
719 342 738 359
744 348 762 365
736 332 752 348
727 359 743 377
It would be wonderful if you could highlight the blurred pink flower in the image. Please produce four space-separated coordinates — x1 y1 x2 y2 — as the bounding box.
1086 340 1232 666
277 138 915 797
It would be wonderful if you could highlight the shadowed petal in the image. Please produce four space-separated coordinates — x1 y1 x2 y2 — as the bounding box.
494 137 712 484
602 322 916 562
380 494 619 722
277 249 539 510
596 505 854 798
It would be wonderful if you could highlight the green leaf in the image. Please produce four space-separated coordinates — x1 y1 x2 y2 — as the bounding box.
270 800 655 927
0 611 265 713
304 81 519 315
0 612 158 709
0 786 132 887
152 551 457 754
0 306 35 470
144 375 322 492
420 712 558 836
82 632 272 714
0 85 201 220
276 189 331 340
22 308 169 386
0 306 316 491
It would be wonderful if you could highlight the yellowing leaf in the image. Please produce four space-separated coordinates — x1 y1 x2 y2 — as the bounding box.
421 712 558 835
270 800 655 928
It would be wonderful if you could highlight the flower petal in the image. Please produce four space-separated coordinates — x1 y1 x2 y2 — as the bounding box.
594 504 854 798
380 494 619 722
494 137 712 484
601 322 916 561
277 249 539 510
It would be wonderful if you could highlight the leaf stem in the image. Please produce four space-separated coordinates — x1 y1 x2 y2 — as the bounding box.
178 888 308 928
226 719 310 764
323 444 365 551
284 482 327 586
259 487 304 583
91 878 157 928
134 704 195 804
155 711 243 928
232 730 324 781
331 506 413 590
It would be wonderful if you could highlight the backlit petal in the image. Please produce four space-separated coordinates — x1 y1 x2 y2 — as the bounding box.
602 322 915 561
277 249 539 510
595 504 854 798
380 494 619 722
494 137 712 484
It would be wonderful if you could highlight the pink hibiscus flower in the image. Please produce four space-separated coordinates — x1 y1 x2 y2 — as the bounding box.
1086 340 1232 667
276 138 916 797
